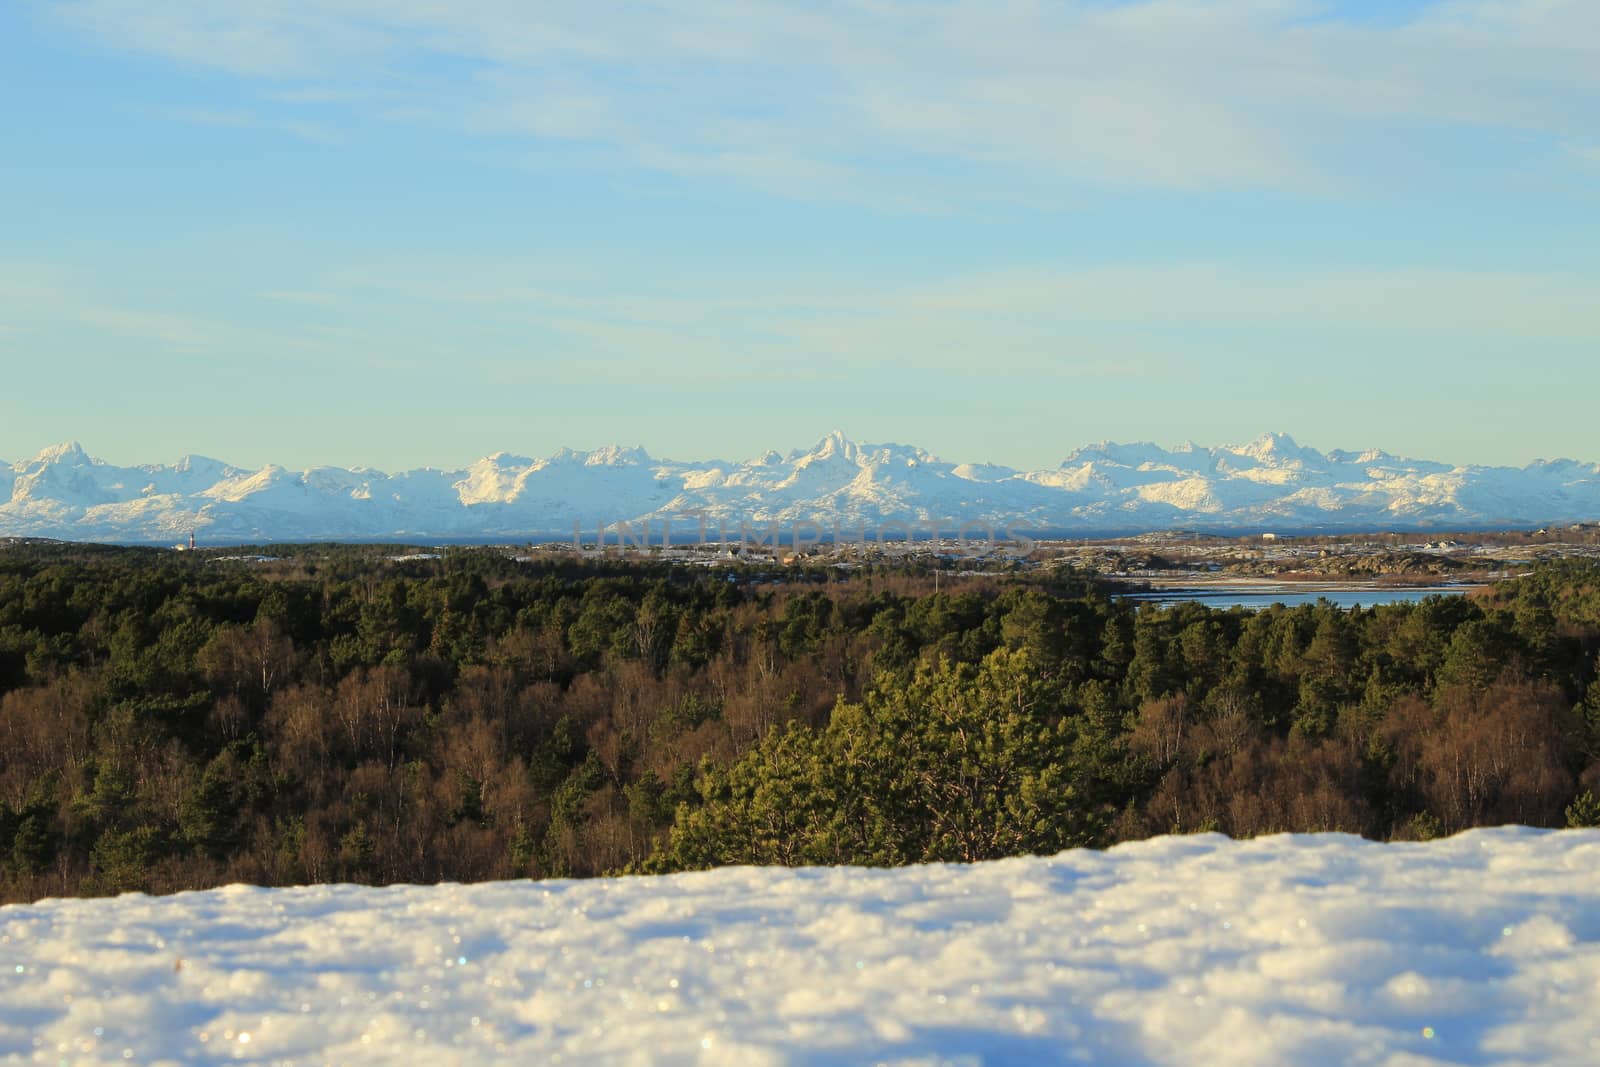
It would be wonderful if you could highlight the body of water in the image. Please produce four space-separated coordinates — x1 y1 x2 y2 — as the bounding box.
1120 586 1473 610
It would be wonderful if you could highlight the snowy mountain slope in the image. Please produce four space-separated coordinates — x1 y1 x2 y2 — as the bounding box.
2 828 1598 1065
2 432 1599 542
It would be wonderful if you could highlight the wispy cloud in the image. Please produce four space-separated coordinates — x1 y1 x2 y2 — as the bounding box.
160 106 342 144
259 290 338 305
275 254 1600 384
0 260 344 367
44 1 1600 202
13 246 1594 389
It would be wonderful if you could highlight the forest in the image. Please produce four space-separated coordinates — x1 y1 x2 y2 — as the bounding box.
1 542 1598 902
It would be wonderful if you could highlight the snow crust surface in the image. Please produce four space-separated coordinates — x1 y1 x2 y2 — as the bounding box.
2 828 1599 1065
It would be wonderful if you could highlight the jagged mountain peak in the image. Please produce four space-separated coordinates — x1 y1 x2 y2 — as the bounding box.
27 441 90 466
1211 432 1336 473
1230 431 1311 461
789 429 858 463
1250 429 1299 448
543 444 650 467
1061 440 1173 469
1327 446 1420 468
170 453 235 476
584 444 650 467
2 433 1597 542
480 451 535 467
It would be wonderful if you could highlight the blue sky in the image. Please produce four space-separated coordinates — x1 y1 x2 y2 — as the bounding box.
2 0 1597 471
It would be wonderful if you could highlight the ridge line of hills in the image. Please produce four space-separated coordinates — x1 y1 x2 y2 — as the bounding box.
3 431 1599 542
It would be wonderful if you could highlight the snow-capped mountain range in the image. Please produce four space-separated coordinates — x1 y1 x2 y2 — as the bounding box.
2 432 1598 543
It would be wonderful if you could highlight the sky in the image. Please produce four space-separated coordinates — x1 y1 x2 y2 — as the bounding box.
2 0 1597 472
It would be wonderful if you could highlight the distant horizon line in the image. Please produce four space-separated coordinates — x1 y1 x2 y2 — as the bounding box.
8 520 1597 552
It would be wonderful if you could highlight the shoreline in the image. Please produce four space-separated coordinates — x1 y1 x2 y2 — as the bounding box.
1109 575 1492 596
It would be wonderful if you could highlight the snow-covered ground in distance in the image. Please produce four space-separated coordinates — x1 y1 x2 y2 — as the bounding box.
3 827 1598 1066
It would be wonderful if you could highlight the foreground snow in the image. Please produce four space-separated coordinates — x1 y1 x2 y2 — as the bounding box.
3 829 1599 1065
